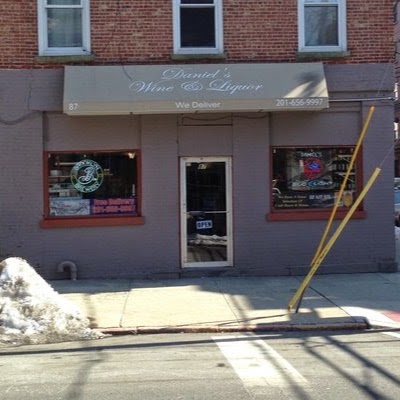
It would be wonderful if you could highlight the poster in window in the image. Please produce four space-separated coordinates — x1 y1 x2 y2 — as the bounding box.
273 147 355 210
289 150 334 192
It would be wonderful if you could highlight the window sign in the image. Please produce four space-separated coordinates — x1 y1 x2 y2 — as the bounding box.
91 198 136 215
272 147 357 210
46 151 139 218
196 220 213 230
70 159 104 193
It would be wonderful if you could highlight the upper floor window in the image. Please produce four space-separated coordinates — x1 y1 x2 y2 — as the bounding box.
173 0 223 55
37 0 91 56
298 0 347 52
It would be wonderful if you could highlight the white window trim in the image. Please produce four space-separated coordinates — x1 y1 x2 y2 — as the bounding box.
37 0 91 56
173 0 223 55
298 0 347 53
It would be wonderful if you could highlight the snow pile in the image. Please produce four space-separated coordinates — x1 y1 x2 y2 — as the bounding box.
0 257 102 346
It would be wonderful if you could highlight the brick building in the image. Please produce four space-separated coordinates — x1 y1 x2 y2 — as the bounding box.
0 1 396 279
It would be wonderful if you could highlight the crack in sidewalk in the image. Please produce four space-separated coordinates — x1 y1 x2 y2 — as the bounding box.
119 280 134 328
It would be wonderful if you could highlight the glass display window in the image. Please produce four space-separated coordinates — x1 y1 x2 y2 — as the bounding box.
45 150 139 219
272 146 360 211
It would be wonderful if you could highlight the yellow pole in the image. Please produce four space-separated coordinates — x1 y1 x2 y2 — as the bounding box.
288 167 382 311
310 106 375 267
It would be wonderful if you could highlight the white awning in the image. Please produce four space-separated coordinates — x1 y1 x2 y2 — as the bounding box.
64 62 329 115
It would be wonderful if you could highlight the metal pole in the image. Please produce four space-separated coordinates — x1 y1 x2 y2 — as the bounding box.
288 167 382 311
290 106 375 313
310 106 375 268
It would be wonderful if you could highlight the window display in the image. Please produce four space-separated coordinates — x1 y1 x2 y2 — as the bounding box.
46 151 139 218
272 147 358 210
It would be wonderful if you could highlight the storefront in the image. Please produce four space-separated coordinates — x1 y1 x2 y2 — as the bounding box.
0 62 395 279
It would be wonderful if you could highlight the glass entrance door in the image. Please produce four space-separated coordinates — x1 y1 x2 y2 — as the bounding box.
180 157 233 268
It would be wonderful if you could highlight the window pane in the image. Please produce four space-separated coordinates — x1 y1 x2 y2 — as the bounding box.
48 152 138 217
305 6 338 46
181 8 215 47
272 148 356 210
47 0 81 6
181 1 214 4
47 8 82 47
47 0 81 5
304 0 338 4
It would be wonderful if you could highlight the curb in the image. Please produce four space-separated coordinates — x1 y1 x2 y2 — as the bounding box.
97 321 370 335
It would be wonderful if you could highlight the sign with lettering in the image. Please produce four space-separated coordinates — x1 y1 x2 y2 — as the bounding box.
70 160 104 193
64 63 329 115
274 193 336 209
91 198 137 215
50 199 90 216
196 220 213 230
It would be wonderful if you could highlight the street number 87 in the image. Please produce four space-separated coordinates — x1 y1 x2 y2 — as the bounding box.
68 103 79 111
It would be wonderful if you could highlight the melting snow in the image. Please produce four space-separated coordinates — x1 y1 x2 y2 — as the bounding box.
0 257 103 347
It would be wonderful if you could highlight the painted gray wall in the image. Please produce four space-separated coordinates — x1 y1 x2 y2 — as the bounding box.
0 65 396 278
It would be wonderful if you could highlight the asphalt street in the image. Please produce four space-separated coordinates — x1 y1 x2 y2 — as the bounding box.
1 331 400 400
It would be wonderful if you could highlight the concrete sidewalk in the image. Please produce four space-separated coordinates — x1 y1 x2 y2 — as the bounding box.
51 272 400 335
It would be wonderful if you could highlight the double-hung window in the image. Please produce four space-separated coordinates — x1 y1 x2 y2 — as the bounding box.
37 0 91 56
298 0 347 52
173 0 223 55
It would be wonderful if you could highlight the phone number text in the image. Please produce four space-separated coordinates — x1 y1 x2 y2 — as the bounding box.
275 98 326 107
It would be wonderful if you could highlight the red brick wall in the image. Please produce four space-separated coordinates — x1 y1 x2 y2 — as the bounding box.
90 1 173 64
0 0 393 69
0 1 37 68
346 0 394 64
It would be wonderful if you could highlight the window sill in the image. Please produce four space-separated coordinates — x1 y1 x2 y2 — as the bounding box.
296 51 351 60
36 54 96 64
40 216 145 229
266 210 366 222
170 53 227 61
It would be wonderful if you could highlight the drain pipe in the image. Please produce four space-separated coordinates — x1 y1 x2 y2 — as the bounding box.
57 260 78 280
